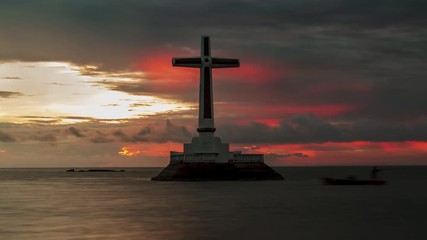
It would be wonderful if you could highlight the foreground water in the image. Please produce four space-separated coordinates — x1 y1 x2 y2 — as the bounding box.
0 166 426 240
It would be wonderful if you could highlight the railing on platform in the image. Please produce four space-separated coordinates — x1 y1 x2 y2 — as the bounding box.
170 152 264 163
170 153 218 163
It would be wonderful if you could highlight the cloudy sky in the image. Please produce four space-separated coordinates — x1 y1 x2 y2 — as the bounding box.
1 0 426 167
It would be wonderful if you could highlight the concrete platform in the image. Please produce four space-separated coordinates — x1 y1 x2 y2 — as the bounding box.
151 162 284 181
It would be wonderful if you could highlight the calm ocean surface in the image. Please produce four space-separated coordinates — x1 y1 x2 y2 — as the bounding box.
0 166 426 240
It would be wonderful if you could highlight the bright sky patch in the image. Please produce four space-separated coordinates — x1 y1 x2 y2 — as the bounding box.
0 62 192 124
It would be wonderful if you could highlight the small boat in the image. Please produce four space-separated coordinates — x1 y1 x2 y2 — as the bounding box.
322 177 386 185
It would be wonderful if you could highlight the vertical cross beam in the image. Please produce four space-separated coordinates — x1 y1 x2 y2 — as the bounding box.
172 36 239 133
200 36 213 131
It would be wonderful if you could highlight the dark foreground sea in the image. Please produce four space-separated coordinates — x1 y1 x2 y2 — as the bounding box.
1 166 426 240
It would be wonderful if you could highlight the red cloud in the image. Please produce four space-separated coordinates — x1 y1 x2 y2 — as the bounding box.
217 60 284 83
136 51 284 84
235 141 427 166
407 141 427 152
136 51 198 81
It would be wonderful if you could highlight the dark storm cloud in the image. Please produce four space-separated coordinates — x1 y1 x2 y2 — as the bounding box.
2 116 426 145
219 113 342 143
264 152 310 161
29 134 57 142
67 127 85 138
112 129 132 142
90 137 114 143
111 120 192 143
0 91 23 98
111 128 152 142
131 127 152 142
14 114 421 146
354 79 427 120
286 153 309 158
1 76 22 80
218 114 427 144
1 123 128 144
0 130 15 142
90 133 114 143
160 120 193 142
2 0 426 68
1 0 426 124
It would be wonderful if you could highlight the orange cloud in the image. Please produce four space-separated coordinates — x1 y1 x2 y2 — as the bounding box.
235 144 317 158
118 142 183 158
118 146 142 157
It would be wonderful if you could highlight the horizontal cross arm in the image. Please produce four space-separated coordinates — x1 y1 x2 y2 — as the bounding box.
211 58 240 68
172 57 202 68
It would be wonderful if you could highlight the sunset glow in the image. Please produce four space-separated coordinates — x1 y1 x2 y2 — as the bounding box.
237 141 427 166
1 1 426 167
2 4 426 240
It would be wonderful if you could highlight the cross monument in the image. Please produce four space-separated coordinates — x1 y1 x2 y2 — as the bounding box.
171 36 240 162
173 36 239 133
151 36 283 180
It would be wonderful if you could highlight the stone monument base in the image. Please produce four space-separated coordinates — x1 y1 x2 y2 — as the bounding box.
151 162 284 181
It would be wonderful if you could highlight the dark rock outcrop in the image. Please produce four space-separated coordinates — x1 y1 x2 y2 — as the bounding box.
151 162 283 181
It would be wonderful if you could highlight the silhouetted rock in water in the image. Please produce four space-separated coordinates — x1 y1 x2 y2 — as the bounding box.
151 162 284 181
66 169 125 172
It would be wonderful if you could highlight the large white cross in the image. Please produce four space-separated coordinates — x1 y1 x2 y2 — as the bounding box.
172 36 239 133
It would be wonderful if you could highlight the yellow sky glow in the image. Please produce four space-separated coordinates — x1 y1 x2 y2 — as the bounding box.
0 61 192 124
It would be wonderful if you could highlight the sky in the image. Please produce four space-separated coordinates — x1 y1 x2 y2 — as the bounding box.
1 0 426 167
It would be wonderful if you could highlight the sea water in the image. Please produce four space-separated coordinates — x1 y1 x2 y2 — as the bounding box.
0 166 426 240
